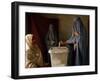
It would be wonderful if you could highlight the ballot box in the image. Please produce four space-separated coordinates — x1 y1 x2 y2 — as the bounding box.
48 47 69 67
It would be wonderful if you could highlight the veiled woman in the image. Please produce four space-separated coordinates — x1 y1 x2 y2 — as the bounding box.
25 34 44 68
45 24 58 66
45 24 57 50
60 17 89 65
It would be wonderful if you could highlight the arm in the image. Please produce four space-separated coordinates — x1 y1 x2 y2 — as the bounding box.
66 36 76 44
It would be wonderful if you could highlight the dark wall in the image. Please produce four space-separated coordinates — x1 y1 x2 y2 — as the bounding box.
26 13 59 64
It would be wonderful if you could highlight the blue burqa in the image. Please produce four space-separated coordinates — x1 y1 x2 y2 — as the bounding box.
67 17 88 65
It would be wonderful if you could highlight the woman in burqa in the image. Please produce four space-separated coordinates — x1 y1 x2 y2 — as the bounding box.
45 24 57 50
45 24 58 65
25 34 44 68
61 17 89 65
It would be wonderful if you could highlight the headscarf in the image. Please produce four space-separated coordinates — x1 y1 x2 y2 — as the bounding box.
67 17 88 65
25 34 33 50
73 17 88 65
25 34 44 68
46 24 57 49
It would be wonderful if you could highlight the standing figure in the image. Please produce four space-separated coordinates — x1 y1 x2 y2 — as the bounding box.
45 24 58 66
45 24 58 50
60 17 89 65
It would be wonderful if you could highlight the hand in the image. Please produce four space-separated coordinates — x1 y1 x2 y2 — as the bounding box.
64 40 67 44
51 40 55 45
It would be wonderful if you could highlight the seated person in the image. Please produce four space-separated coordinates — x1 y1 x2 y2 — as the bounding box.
25 34 44 68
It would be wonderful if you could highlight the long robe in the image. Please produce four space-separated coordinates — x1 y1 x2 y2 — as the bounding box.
45 24 57 50
25 34 44 68
45 24 58 66
67 17 89 65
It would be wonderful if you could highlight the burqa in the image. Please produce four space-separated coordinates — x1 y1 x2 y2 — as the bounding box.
45 24 58 66
67 17 89 65
45 24 57 50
